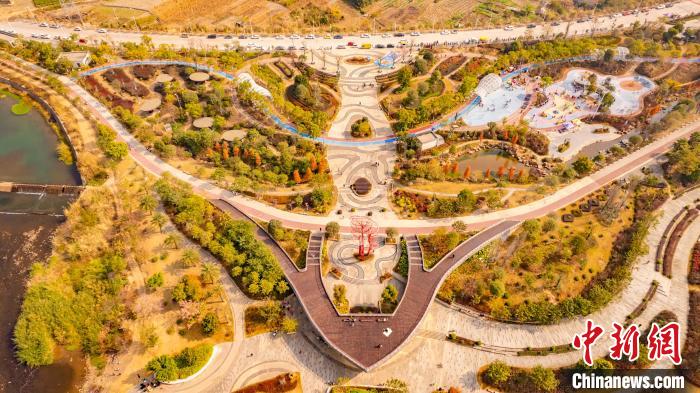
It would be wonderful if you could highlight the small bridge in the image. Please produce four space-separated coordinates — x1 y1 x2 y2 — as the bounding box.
0 182 85 196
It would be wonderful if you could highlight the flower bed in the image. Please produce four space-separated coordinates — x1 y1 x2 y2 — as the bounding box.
133 64 157 80
663 208 699 277
690 241 700 285
83 75 134 111
103 68 150 97
273 60 294 79
436 55 466 76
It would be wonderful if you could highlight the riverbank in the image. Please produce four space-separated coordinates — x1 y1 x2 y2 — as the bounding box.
0 200 86 393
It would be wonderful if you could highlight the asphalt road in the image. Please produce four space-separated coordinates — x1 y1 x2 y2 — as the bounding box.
2 1 699 52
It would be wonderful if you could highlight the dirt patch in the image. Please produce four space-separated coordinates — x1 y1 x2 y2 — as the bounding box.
620 80 643 91
345 56 371 65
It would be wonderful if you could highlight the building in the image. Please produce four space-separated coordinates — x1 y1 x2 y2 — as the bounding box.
57 51 91 69
416 132 445 152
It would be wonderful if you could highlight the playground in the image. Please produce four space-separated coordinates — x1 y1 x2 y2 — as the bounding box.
527 69 656 130
461 85 526 126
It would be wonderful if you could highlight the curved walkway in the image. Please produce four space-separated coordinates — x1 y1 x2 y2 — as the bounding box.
59 69 700 233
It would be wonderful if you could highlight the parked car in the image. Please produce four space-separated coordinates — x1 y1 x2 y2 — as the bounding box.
361 33 370 38
375 43 385 48
504 25 514 30
333 34 343 39
97 28 107 33
207 33 217 39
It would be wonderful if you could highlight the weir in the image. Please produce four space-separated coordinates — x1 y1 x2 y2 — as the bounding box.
1 182 85 196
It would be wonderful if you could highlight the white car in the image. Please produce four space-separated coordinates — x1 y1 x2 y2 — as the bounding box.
290 34 300 39
40 33 49 39
440 30 450 35
304 34 315 39
656 4 665 9
39 22 48 27
381 33 390 38
74 26 82 31
504 25 514 31
97 28 107 33
275 34 284 39
250 34 260 39
361 33 370 38
336 44 346 49
410 31 420 36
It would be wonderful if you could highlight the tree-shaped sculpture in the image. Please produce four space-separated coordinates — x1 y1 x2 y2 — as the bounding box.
351 216 377 260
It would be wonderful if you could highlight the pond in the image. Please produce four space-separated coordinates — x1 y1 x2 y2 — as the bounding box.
456 149 529 178
0 89 81 185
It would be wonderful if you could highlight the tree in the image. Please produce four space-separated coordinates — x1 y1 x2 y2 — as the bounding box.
181 249 200 267
452 220 467 233
485 361 511 385
200 262 220 284
281 317 298 333
325 221 340 239
572 156 594 176
522 219 541 240
600 92 615 111
385 227 398 243
457 189 476 212
140 195 157 214
201 312 219 336
147 355 179 382
603 48 615 62
146 272 164 289
528 366 558 392
293 169 302 184
397 66 413 89
151 213 168 233
140 325 159 348
381 284 399 304
164 233 180 249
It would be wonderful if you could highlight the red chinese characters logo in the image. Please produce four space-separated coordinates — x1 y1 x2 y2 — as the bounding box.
572 320 605 366
573 321 683 365
647 322 682 365
609 322 640 361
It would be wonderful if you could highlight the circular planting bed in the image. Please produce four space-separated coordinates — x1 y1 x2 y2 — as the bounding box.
189 72 211 83
351 177 372 196
193 117 214 129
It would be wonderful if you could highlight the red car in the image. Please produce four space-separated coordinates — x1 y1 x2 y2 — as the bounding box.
347 41 355 47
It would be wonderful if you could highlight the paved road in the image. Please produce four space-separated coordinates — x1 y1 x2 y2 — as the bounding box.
2 1 699 51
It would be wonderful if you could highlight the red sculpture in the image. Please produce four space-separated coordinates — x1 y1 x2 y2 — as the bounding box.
351 216 377 260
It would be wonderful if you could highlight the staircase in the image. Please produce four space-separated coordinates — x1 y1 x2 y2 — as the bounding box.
305 231 324 268
404 235 424 271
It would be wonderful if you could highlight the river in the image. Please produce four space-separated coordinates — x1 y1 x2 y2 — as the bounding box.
0 87 84 393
